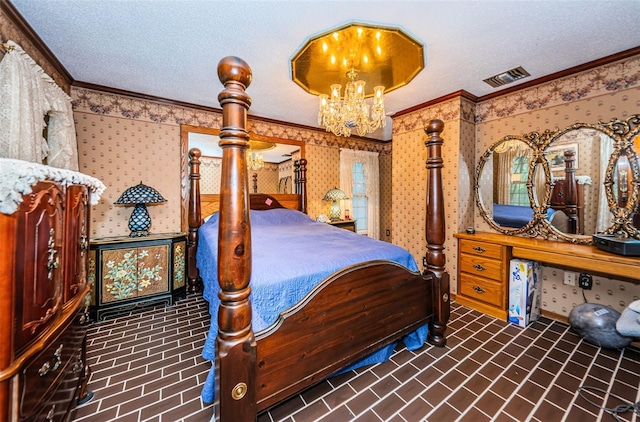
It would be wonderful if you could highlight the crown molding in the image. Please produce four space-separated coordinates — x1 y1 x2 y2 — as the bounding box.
3 0 73 85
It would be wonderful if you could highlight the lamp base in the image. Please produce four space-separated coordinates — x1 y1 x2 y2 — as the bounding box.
329 201 341 221
128 203 152 237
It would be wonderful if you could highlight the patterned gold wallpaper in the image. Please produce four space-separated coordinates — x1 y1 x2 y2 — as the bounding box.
75 113 180 236
72 87 391 239
73 51 640 320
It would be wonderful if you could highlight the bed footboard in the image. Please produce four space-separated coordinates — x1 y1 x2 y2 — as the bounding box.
254 261 433 411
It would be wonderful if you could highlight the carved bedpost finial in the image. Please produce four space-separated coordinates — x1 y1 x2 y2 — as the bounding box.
217 56 252 89
425 119 444 136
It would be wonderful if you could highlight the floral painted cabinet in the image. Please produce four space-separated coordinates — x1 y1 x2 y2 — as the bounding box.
88 233 186 320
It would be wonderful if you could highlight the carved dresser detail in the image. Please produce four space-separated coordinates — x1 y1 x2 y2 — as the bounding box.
0 160 105 421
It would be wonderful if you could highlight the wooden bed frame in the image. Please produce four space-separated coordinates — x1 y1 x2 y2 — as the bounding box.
550 150 582 234
187 56 450 421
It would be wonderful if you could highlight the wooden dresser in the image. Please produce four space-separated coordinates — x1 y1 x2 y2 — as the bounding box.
456 236 511 320
0 170 103 421
455 231 640 321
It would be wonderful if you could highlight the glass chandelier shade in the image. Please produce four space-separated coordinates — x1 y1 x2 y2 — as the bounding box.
247 150 264 171
318 68 386 137
323 187 349 221
246 139 274 171
114 182 167 237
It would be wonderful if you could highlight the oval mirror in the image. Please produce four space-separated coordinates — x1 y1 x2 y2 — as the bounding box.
609 143 640 235
631 135 640 232
544 127 613 242
475 136 538 234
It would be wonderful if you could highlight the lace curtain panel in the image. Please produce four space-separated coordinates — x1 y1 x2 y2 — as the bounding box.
0 40 79 171
340 148 380 239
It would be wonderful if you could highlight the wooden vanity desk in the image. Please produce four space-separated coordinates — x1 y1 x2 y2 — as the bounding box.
455 231 640 319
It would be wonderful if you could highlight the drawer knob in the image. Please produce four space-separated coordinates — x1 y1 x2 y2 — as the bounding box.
473 264 487 271
39 344 63 376
473 246 486 253
472 285 486 294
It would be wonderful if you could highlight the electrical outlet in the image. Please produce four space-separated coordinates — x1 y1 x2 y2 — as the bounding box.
563 270 577 286
578 273 593 290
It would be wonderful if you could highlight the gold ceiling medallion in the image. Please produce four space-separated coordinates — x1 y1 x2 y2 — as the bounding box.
291 22 424 137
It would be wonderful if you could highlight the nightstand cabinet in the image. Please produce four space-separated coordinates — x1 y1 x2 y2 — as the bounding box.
328 219 357 232
88 233 187 320
456 237 511 320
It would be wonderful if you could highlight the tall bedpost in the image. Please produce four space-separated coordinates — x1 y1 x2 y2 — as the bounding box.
187 148 203 293
563 150 578 234
298 158 307 214
424 119 450 347
215 56 256 421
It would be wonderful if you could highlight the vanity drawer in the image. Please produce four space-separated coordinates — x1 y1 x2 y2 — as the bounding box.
459 253 502 281
458 273 503 308
459 239 503 260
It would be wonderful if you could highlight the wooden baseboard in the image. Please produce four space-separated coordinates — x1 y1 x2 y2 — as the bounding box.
540 310 569 324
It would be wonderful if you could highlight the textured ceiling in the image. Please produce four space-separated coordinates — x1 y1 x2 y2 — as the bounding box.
9 0 640 140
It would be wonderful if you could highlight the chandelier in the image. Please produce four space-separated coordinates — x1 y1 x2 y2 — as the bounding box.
291 22 425 139
246 138 274 171
318 68 385 137
247 150 264 171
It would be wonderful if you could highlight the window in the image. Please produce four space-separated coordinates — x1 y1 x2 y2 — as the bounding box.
509 155 529 206
351 162 368 234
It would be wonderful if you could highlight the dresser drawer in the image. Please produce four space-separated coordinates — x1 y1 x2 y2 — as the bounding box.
458 273 503 307
459 253 502 281
20 307 88 419
459 239 502 260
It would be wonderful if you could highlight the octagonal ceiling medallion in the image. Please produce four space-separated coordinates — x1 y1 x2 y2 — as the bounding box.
291 22 425 98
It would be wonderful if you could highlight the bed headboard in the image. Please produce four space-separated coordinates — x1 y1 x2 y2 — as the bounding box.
186 145 307 293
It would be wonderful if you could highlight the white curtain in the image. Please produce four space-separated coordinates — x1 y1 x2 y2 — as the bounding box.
494 143 529 205
340 149 380 239
0 41 78 170
596 134 615 232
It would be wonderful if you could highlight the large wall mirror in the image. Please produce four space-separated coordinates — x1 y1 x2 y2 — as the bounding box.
475 115 640 244
179 125 305 231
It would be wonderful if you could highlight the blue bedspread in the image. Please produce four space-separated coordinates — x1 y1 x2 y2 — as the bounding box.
492 203 556 228
198 208 425 403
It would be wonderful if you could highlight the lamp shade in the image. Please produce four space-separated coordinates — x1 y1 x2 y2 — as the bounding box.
322 187 348 201
114 182 166 205
323 187 349 221
114 182 166 237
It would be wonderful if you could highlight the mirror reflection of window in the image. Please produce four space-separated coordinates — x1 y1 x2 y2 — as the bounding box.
509 155 529 206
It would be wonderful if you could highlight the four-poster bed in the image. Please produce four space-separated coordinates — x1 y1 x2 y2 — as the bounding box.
188 56 450 421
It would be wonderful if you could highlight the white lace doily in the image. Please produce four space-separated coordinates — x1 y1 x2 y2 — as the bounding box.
0 158 106 214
